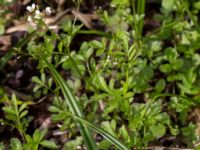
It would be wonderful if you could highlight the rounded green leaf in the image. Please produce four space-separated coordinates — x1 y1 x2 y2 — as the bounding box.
10 138 22 150
40 140 59 149
155 79 166 93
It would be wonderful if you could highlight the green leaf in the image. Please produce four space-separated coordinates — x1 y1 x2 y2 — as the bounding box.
2 107 16 115
5 114 17 121
101 121 116 137
151 41 162 52
119 125 129 142
57 42 63 52
111 0 129 6
165 48 176 63
40 140 58 149
48 77 53 87
109 79 115 90
194 1 200 9
86 48 94 59
173 59 183 70
33 129 41 142
64 137 82 150
169 126 179 136
95 73 109 92
162 0 176 12
25 134 33 143
19 103 27 113
142 66 154 80
42 58 97 150
19 110 28 119
98 140 111 150
155 79 166 93
159 64 173 73
32 76 44 86
80 42 89 51
111 120 116 130
74 79 81 90
32 129 48 143
39 129 48 141
154 113 170 125
150 123 166 139
62 59 72 70
49 106 61 113
90 40 103 49
72 115 129 150
96 48 105 56
89 58 96 70
10 138 22 150
32 143 38 150
11 94 18 110
41 73 46 83
181 123 197 141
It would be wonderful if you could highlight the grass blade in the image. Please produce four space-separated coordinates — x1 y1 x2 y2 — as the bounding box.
43 59 97 150
182 0 200 33
0 52 12 71
72 115 130 150
137 0 146 37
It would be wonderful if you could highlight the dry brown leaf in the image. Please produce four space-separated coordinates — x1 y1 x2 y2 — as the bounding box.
22 0 31 5
72 9 93 29
39 117 52 130
0 35 11 51
6 9 71 34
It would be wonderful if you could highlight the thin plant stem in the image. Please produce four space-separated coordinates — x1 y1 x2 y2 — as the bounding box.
181 0 200 33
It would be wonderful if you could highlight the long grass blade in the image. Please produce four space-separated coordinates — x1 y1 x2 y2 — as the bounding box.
182 0 200 33
137 0 146 37
72 115 130 150
43 59 97 150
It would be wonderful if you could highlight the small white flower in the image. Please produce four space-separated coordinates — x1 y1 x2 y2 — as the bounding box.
26 3 35 12
45 7 51 15
26 6 32 12
113 61 118 65
106 55 112 62
34 10 42 19
27 16 33 23
31 3 36 9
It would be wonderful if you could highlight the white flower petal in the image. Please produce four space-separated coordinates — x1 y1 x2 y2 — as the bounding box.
27 16 33 23
35 10 41 15
31 3 36 9
45 7 51 15
26 6 32 12
34 10 42 19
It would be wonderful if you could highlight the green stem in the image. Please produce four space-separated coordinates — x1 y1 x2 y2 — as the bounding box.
129 0 136 16
0 31 36 70
40 20 83 77
182 0 200 33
